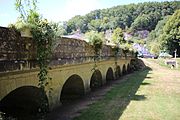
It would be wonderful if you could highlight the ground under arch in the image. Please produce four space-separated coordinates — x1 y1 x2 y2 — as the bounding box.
106 67 114 81
90 70 103 90
60 74 85 104
0 86 49 118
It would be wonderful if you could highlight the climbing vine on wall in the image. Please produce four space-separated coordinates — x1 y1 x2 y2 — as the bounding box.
15 0 57 92
89 32 103 71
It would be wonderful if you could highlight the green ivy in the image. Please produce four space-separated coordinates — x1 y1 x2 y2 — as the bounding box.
15 0 57 92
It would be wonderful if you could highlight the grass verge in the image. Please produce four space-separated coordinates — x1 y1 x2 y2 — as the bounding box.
74 67 151 120
74 60 180 120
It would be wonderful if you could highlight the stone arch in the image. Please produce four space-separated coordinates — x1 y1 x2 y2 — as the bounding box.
60 74 85 104
127 63 131 73
106 67 114 81
0 86 49 118
130 59 135 71
115 65 121 79
122 64 127 75
90 70 103 90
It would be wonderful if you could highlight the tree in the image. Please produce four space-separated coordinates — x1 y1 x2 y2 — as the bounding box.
50 22 67 36
146 16 169 55
64 1 180 34
160 10 180 56
88 19 102 32
130 12 161 31
85 31 103 56
112 27 125 44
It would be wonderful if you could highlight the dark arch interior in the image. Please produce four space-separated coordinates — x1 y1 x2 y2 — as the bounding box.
90 70 103 90
130 59 136 71
106 67 114 81
0 86 49 118
122 64 127 75
115 66 121 79
127 64 131 73
60 74 85 104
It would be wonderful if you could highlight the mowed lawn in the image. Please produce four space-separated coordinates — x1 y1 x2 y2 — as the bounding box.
74 59 180 120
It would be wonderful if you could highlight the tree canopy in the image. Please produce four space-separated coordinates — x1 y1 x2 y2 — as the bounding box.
112 28 125 44
160 10 180 56
64 1 180 34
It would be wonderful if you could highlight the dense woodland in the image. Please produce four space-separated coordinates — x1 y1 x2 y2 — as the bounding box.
64 1 179 33
61 1 180 56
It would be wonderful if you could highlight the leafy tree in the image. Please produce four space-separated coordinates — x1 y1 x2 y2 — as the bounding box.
85 31 103 56
160 10 180 56
50 22 67 36
148 41 161 55
65 1 180 34
112 28 125 44
131 12 161 31
88 19 102 32
146 16 169 55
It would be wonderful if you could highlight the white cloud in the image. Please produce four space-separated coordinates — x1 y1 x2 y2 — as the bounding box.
41 0 101 22
59 0 100 21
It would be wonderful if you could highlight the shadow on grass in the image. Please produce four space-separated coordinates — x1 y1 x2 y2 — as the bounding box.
114 67 152 120
141 82 151 85
145 76 152 79
74 66 152 120
131 95 146 101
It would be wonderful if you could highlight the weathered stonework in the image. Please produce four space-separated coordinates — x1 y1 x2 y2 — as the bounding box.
0 27 135 112
0 27 117 72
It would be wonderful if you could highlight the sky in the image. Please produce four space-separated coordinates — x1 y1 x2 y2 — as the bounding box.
0 0 174 27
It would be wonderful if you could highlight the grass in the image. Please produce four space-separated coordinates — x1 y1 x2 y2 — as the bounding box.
74 60 180 120
74 68 150 120
176 58 180 70
148 58 180 70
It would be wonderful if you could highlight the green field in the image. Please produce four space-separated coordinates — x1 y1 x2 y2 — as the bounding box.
74 59 180 120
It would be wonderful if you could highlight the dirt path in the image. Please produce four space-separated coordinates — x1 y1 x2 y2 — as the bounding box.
46 76 129 120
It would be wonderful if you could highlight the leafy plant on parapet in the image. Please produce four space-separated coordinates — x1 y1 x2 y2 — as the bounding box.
85 31 103 85
111 28 126 58
15 0 58 109
121 43 133 58
85 31 103 62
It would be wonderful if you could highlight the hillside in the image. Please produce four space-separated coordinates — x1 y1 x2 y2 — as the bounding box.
65 1 180 34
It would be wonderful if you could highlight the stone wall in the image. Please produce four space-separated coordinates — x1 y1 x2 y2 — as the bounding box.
50 37 114 65
0 27 37 72
0 27 115 72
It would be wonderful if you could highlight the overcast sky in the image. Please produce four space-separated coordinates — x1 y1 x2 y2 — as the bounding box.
0 0 173 27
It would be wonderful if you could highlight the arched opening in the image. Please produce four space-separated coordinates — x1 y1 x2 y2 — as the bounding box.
0 86 49 118
115 66 121 79
122 64 127 75
127 64 131 73
90 70 103 90
60 74 85 104
106 67 114 81
130 59 136 71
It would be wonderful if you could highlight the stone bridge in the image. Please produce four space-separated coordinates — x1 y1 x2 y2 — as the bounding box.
0 57 133 112
0 27 135 115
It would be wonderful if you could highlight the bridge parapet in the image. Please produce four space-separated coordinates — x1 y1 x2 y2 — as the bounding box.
0 27 135 72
